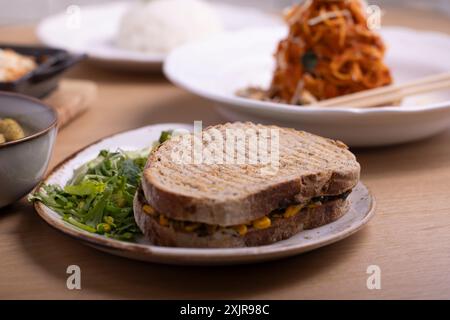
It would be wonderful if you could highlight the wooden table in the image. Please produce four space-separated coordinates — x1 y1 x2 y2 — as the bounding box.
1 7 450 300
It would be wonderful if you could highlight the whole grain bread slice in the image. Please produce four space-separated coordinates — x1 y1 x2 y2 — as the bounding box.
134 190 349 248
142 122 360 226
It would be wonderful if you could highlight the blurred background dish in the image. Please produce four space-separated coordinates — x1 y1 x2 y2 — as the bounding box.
240 0 394 106
0 92 57 208
36 1 282 71
0 44 85 98
0 48 37 82
164 26 450 147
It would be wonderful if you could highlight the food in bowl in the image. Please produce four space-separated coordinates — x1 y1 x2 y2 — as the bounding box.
0 48 37 82
0 118 26 143
0 45 85 98
116 0 223 55
237 0 392 105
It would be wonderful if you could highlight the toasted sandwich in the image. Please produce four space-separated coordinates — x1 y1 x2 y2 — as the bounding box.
134 122 360 248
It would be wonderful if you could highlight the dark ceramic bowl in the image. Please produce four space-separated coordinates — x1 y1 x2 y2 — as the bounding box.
0 92 57 208
0 44 85 98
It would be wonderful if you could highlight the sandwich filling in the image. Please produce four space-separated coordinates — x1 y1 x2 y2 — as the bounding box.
138 189 351 237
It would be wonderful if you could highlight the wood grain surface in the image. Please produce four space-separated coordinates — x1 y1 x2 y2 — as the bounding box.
44 79 98 128
0 6 449 299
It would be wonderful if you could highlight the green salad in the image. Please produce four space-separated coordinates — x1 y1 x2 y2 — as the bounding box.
29 130 173 241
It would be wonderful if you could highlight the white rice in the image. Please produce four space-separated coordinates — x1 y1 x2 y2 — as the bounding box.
116 0 223 54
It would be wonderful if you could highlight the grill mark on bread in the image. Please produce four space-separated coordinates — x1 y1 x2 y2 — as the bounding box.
154 162 266 194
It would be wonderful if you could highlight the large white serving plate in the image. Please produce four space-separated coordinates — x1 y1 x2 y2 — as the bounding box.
164 26 450 147
36 1 282 71
34 123 375 266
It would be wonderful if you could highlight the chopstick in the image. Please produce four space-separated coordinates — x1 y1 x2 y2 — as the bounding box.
308 72 450 108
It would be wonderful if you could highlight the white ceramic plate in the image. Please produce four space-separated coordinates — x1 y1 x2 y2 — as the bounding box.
36 2 282 71
34 123 375 266
164 26 450 147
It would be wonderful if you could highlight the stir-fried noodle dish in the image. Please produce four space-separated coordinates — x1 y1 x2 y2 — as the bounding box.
238 0 393 106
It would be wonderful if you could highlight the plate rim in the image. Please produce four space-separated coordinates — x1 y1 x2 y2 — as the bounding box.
163 25 450 115
33 123 376 264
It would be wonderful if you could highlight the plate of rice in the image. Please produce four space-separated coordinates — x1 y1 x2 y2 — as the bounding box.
36 0 282 71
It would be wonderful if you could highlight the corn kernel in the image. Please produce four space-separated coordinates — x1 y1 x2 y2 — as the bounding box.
96 223 111 233
184 223 200 232
233 224 248 236
253 216 271 229
143 204 155 215
159 214 169 226
284 204 303 218
308 202 321 209
103 216 114 224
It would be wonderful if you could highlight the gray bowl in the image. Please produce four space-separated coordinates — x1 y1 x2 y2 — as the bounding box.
0 92 57 208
